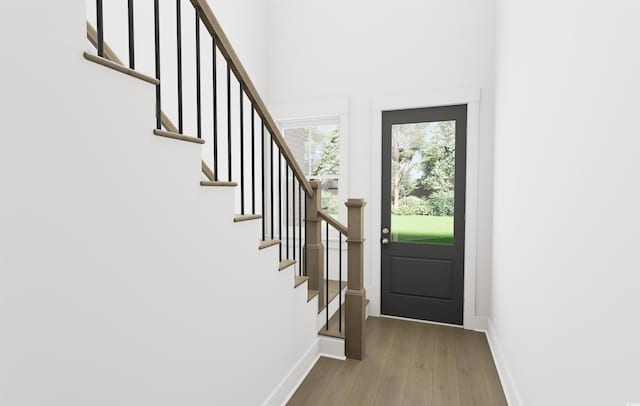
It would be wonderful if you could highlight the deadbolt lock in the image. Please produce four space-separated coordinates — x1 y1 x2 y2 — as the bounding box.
382 227 389 235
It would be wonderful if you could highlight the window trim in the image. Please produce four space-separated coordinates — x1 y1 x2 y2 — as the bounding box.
271 98 350 223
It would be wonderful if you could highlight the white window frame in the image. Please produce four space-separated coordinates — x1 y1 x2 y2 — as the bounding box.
270 98 350 224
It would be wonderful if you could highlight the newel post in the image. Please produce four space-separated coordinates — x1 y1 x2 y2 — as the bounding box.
305 181 325 311
345 198 366 360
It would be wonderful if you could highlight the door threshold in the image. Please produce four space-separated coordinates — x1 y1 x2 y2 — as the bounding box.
380 314 464 329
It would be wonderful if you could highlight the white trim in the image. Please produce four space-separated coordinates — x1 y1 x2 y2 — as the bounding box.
270 98 350 223
318 336 346 360
270 97 350 119
261 338 320 406
465 315 489 332
279 116 341 129
371 88 480 112
261 335 346 406
486 318 525 406
367 89 482 331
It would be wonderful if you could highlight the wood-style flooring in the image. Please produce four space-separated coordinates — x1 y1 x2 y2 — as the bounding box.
288 316 507 406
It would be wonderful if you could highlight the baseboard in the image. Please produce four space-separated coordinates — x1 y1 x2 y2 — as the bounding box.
318 336 346 360
261 339 320 406
465 315 489 332
262 336 346 406
485 318 525 406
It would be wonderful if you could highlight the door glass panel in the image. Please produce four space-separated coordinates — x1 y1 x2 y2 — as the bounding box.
390 121 455 244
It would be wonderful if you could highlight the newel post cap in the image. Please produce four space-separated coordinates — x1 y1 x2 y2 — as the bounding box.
345 198 366 208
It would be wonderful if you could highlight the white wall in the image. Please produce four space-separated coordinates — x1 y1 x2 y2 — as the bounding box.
491 0 640 404
0 1 319 405
266 0 497 319
208 0 268 95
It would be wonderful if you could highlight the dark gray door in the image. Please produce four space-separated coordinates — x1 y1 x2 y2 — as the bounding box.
381 105 467 325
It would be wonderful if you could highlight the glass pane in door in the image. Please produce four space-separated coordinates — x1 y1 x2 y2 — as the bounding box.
390 121 455 244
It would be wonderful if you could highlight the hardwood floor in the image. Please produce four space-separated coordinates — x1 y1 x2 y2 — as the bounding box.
288 317 507 406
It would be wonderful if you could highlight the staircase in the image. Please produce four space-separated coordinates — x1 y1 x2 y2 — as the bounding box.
79 0 368 402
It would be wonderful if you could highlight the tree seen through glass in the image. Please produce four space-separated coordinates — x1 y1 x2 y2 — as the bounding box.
284 124 340 217
391 121 455 244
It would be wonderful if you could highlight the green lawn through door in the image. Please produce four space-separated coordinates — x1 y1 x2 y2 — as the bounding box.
391 215 454 244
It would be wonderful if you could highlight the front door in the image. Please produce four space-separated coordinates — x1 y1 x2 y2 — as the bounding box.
381 105 467 325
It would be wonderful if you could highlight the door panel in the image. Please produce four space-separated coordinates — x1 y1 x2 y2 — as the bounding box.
390 257 453 299
381 105 467 325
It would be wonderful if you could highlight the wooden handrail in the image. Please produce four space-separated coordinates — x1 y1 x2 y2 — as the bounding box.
190 0 313 196
317 209 348 236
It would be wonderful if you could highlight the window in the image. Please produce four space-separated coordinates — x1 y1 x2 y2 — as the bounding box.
281 118 341 218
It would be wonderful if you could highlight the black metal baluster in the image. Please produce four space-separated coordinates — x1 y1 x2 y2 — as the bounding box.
251 105 256 214
153 0 161 130
96 0 104 57
326 221 329 330
176 0 183 133
278 152 282 261
226 64 231 181
195 8 202 139
212 35 218 179
261 124 266 240
299 183 302 276
270 136 274 240
127 0 135 69
240 85 245 214
285 166 289 259
339 233 342 333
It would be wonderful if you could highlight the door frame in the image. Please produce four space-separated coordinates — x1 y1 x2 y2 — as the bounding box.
368 88 484 330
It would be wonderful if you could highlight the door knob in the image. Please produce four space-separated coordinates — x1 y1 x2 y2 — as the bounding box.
381 237 389 245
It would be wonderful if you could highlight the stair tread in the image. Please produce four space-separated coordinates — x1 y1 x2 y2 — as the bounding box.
201 180 238 187
278 259 296 271
234 214 262 222
307 289 319 302
294 275 309 288
318 304 345 339
153 129 204 144
318 280 348 314
318 296 370 339
83 52 159 85
259 239 280 250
